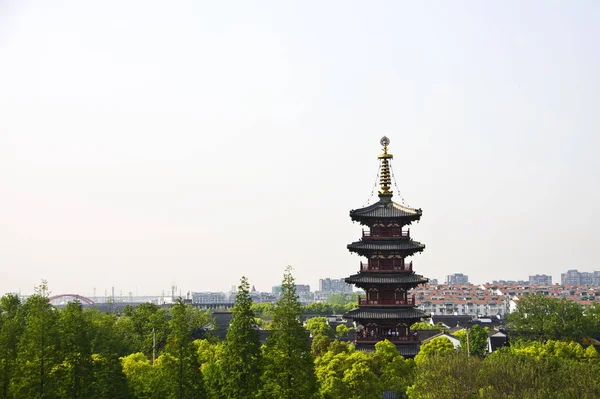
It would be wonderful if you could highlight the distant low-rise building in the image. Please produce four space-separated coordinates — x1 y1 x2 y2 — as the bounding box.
492 280 528 285
272 284 311 295
191 292 229 304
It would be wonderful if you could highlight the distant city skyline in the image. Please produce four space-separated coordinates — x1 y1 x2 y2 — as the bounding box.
6 268 596 297
2 1 599 295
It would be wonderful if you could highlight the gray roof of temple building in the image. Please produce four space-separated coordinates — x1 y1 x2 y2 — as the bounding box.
357 343 421 357
350 198 422 224
345 272 428 286
343 307 429 320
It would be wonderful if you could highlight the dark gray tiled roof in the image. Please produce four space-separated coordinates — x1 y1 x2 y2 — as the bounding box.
357 343 421 357
345 272 428 286
344 307 429 320
347 239 425 253
350 200 422 223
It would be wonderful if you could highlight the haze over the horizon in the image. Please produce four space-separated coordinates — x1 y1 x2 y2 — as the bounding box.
1 1 599 296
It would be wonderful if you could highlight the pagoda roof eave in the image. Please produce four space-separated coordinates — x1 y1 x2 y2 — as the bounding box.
350 199 422 224
343 307 430 321
345 273 429 286
347 240 425 256
355 343 421 356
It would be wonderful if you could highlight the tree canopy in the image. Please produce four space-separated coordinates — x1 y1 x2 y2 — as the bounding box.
258 266 318 399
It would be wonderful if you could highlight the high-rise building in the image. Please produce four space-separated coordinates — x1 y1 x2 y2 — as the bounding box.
594 272 600 286
319 278 353 294
529 274 552 285
343 137 429 357
580 272 594 286
561 270 582 285
561 270 600 286
445 273 469 285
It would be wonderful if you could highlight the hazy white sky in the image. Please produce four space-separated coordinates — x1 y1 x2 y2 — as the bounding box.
1 1 599 296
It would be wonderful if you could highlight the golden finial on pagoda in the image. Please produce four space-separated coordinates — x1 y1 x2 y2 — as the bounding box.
378 136 393 196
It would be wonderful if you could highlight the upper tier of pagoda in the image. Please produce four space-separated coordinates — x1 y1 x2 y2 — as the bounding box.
349 136 422 226
350 200 422 225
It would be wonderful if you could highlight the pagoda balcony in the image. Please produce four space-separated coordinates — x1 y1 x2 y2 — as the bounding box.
360 261 413 272
358 295 416 306
362 228 410 240
355 334 419 343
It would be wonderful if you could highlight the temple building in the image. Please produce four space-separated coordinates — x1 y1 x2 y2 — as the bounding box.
343 137 430 356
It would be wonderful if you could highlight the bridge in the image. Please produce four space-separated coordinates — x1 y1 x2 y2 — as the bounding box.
48 294 95 305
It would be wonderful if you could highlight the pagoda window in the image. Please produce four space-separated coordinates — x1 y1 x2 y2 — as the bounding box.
365 323 379 338
367 288 379 301
396 323 408 337
366 258 377 270
394 288 406 302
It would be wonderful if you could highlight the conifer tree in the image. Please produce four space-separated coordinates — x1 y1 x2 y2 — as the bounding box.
221 276 261 398
258 266 318 399
10 281 60 398
0 294 23 399
165 299 206 399
56 300 94 398
88 311 131 399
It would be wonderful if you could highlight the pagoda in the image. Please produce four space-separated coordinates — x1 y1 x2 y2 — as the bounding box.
343 137 429 356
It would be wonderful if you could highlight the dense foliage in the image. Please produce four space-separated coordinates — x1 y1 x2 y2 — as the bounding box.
506 293 600 341
258 266 318 399
1 283 600 398
407 343 600 399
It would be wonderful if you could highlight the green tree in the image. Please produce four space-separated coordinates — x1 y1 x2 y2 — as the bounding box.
121 352 164 399
334 323 353 339
413 337 454 365
90 353 131 399
507 294 590 341
477 350 600 398
55 301 94 399
195 340 224 399
305 317 334 339
10 282 61 399
410 321 448 333
315 342 381 399
116 303 169 357
326 293 358 314
584 345 599 359
373 340 415 396
305 317 335 357
508 339 585 360
341 351 381 399
0 294 23 399
86 310 130 399
407 352 481 399
455 325 488 357
221 276 262 398
258 266 318 399
165 299 205 399
250 303 275 320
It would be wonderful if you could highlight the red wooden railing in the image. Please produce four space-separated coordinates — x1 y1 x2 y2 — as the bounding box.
362 228 410 239
360 261 413 272
358 295 416 306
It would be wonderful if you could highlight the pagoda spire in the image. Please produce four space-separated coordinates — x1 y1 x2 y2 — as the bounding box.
378 136 393 198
